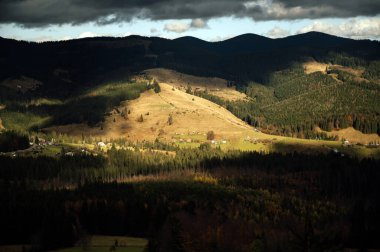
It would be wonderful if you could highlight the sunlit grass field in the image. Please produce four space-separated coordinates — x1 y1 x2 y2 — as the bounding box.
0 111 51 132
0 236 148 252
55 235 147 252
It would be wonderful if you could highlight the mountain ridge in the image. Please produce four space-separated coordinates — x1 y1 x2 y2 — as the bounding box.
1 30 379 97
1 31 379 44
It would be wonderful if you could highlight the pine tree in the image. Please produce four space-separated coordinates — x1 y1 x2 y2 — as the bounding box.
168 114 173 125
207 131 215 140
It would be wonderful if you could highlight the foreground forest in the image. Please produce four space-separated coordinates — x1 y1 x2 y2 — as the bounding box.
1 144 380 251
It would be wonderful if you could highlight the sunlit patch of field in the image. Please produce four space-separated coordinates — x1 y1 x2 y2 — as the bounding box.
0 99 60 132
338 144 380 159
303 61 329 74
27 98 63 106
0 111 51 132
170 130 377 158
303 61 367 82
53 235 148 252
221 135 333 154
224 137 273 152
316 126 380 145
81 82 139 98
39 145 62 156
145 68 250 101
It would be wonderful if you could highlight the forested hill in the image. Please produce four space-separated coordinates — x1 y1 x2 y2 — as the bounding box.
1 32 380 97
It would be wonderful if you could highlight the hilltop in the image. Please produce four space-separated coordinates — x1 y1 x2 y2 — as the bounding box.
44 82 252 142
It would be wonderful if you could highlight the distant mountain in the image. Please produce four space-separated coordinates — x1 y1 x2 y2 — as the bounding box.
0 32 379 97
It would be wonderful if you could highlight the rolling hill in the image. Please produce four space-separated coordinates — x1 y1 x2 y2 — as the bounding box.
43 81 253 143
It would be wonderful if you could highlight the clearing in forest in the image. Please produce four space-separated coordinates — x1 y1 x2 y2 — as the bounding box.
145 68 251 102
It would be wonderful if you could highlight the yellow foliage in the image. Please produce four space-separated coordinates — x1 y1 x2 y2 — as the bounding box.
193 174 218 185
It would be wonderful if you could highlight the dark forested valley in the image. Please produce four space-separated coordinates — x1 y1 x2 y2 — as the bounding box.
1 146 380 251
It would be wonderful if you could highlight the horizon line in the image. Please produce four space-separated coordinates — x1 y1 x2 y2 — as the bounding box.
1 31 379 44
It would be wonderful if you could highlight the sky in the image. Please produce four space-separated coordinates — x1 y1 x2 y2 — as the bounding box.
0 0 379 42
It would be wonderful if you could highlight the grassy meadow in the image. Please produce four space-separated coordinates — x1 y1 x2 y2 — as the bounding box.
54 236 148 252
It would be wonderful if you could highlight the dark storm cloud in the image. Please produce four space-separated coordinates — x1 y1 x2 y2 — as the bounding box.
278 0 380 16
0 0 379 27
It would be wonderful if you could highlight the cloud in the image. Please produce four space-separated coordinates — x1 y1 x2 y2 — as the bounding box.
298 17 380 40
266 27 290 38
208 34 235 42
164 18 208 33
26 35 73 42
77 31 131 38
277 0 380 17
244 0 338 20
190 18 208 28
0 0 379 27
164 21 190 33
78 31 98 38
